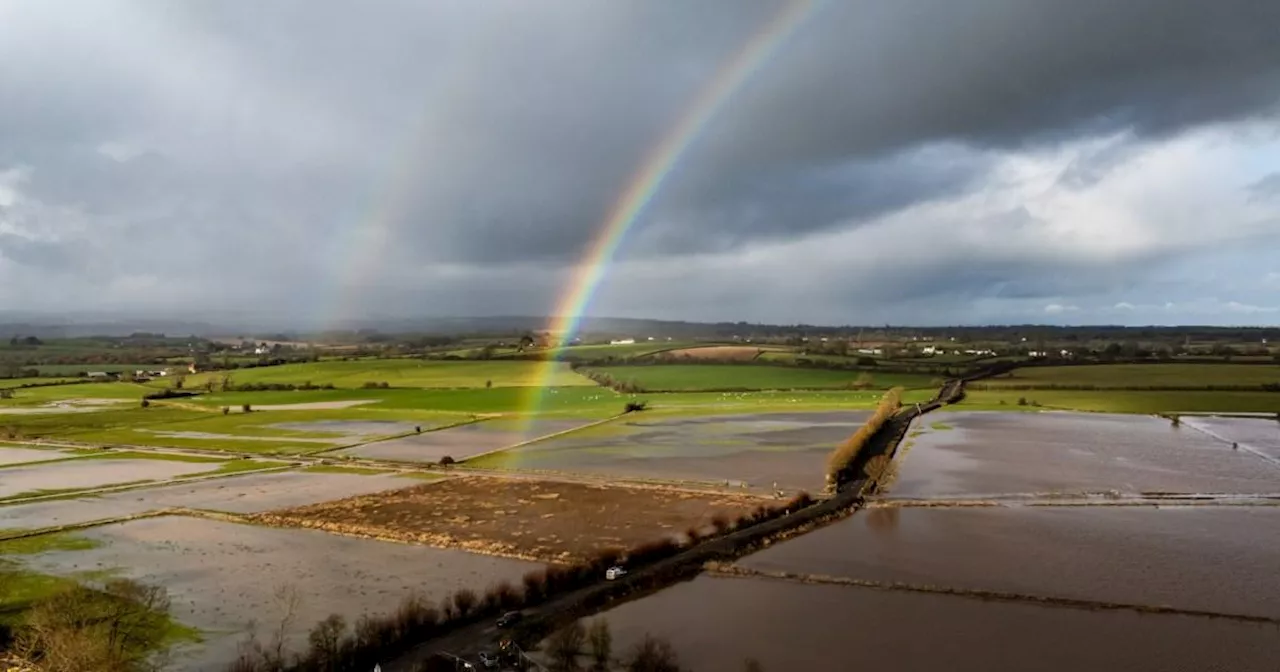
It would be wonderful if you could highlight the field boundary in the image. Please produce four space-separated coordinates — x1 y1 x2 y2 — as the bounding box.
305 414 498 457
457 412 630 465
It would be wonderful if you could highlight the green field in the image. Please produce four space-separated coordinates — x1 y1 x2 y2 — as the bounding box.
978 363 1280 389
161 359 593 389
583 364 939 391
0 382 150 406
960 389 1280 414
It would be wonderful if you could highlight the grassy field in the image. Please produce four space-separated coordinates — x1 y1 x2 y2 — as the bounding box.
978 363 1280 389
961 389 1280 414
536 342 694 360
584 364 939 391
158 359 594 390
0 381 151 405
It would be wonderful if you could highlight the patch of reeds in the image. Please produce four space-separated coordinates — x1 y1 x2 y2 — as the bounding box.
825 387 903 485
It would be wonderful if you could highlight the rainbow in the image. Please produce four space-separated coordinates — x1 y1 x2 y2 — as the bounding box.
523 0 819 418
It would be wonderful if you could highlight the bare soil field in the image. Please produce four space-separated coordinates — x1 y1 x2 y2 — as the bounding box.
595 575 1280 672
15 516 540 671
471 412 868 494
738 506 1280 619
0 470 425 529
890 411 1280 498
0 458 221 499
339 418 592 463
663 346 763 360
0 445 76 465
251 476 764 562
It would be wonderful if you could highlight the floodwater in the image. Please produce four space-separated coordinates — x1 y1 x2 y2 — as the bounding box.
140 429 339 444
739 506 1280 618
484 412 867 493
596 575 1280 672
891 411 1279 498
0 470 423 529
340 418 589 462
16 516 541 671
0 446 75 466
0 458 221 498
1182 416 1280 463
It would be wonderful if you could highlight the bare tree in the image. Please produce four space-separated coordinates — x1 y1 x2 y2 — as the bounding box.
624 635 681 672
547 620 586 672
588 619 613 672
306 613 347 671
270 583 303 665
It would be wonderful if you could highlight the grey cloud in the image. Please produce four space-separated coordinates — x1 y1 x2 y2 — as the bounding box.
1 0 1278 323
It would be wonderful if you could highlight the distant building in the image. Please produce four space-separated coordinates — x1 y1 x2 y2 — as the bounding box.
86 371 114 380
609 338 636 345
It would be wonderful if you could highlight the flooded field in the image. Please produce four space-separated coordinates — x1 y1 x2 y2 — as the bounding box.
596 575 1280 672
252 475 763 562
891 411 1279 498
0 458 221 498
739 506 1280 618
270 419 419 438
0 445 75 465
1182 415 1280 463
340 418 590 463
472 412 867 493
14 515 540 671
0 469 423 529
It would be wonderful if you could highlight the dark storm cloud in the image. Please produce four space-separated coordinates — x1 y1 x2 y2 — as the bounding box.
0 0 1278 323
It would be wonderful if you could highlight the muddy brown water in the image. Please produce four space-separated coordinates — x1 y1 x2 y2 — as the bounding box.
340 419 591 462
739 506 1280 619
595 575 1280 672
490 412 867 493
0 446 75 466
892 411 1280 498
0 470 425 529
0 459 220 498
16 516 541 671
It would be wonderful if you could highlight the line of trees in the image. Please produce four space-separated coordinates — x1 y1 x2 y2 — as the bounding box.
825 387 903 488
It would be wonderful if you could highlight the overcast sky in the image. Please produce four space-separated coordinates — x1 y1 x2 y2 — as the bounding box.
2 0 1279 327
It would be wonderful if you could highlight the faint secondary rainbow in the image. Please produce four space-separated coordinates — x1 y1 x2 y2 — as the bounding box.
521 0 819 419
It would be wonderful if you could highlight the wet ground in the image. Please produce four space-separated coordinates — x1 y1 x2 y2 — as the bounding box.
477 412 867 493
0 458 220 498
739 505 1280 618
0 445 75 465
15 515 540 671
596 575 1280 672
340 418 590 462
890 411 1279 498
0 469 424 529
